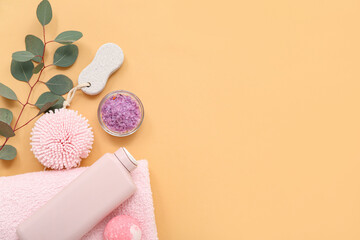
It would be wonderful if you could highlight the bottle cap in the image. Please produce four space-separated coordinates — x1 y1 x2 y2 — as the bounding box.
114 147 138 172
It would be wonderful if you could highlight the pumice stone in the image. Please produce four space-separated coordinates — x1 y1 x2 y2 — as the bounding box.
78 43 124 95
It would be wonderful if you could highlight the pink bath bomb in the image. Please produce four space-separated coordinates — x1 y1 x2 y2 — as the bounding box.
104 215 142 240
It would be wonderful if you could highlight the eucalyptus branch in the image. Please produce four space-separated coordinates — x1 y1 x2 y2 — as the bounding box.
0 0 82 160
13 65 46 130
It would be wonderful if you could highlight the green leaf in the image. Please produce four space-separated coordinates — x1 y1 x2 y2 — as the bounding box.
54 31 83 44
33 62 44 74
25 35 44 63
0 83 17 100
45 75 73 95
0 121 15 138
35 92 64 111
0 109 13 125
36 0 52 26
53 45 78 67
12 51 35 62
10 60 34 82
0 145 17 160
36 99 58 116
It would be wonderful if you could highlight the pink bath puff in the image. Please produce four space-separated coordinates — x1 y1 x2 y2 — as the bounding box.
30 108 94 170
104 215 142 240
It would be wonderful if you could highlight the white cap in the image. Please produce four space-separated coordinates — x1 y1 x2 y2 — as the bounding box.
114 147 138 172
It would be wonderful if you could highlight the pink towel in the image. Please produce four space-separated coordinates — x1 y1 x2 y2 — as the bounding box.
0 160 158 240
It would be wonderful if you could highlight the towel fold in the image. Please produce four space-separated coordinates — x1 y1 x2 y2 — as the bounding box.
0 160 158 240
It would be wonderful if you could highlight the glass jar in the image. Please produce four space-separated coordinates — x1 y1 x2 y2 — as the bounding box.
98 90 144 137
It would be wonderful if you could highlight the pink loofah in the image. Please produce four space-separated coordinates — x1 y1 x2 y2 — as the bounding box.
30 108 94 170
104 215 142 240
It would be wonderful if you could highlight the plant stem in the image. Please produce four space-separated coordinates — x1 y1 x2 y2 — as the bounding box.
42 26 46 65
13 66 46 130
17 100 24 106
0 138 9 151
13 103 26 130
14 114 39 132
0 26 50 151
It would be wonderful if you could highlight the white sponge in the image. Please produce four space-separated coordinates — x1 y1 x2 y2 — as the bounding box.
78 43 124 95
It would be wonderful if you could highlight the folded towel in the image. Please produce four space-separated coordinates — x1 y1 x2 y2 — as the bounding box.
0 160 158 240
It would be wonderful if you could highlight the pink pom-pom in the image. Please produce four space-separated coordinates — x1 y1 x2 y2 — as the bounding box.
104 215 142 240
30 108 94 170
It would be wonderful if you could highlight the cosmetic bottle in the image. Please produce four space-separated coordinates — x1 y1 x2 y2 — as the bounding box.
16 147 137 240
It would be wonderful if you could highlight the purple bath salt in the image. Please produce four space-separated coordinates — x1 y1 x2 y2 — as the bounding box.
101 94 141 134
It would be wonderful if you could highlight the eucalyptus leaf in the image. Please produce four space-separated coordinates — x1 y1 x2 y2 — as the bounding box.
10 60 34 82
0 145 17 160
35 92 64 111
36 99 58 116
12 51 35 62
0 121 15 138
25 35 44 62
54 31 83 44
36 0 52 26
33 63 44 74
53 45 78 67
0 109 13 125
45 75 73 95
0 83 17 101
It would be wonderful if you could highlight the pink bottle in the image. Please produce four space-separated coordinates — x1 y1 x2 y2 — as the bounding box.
16 147 138 240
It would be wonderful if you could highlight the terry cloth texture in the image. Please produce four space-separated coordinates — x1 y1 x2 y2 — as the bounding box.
0 160 158 240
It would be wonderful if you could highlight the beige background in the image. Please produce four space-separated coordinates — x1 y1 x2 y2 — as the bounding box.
1 0 360 239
